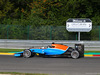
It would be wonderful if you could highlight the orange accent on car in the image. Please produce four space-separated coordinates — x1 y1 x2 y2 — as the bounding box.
51 44 69 51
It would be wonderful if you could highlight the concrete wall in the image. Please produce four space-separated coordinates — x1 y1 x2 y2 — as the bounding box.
0 39 100 51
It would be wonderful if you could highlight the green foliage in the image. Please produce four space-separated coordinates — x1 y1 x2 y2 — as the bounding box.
0 0 100 40
91 26 100 40
0 25 77 40
0 0 13 19
0 0 100 25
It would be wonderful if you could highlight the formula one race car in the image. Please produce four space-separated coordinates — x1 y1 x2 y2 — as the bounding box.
14 43 84 59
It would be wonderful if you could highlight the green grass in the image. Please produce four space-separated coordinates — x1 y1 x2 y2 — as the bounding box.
0 72 48 75
0 48 23 53
85 51 100 53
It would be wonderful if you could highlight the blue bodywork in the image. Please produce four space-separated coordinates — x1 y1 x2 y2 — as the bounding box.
14 47 69 57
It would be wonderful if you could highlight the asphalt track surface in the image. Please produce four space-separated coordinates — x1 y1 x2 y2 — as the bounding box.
0 55 100 75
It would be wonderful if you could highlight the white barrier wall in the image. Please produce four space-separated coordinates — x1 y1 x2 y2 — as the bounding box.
0 39 100 51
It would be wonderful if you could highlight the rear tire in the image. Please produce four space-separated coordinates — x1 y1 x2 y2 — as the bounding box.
71 50 79 59
23 49 35 58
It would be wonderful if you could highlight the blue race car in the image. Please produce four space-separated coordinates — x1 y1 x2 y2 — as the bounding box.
14 43 80 59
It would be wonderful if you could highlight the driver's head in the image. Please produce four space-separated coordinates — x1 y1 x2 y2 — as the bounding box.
52 42 55 44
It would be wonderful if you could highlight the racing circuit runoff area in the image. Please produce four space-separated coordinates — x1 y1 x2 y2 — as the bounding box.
0 19 100 75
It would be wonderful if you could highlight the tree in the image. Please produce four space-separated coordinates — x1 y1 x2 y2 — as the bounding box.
27 0 62 26
0 0 13 19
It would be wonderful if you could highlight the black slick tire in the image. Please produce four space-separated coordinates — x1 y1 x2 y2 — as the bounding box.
71 50 79 59
23 49 35 58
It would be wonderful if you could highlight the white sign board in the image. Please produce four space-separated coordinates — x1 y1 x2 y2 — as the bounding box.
66 19 92 32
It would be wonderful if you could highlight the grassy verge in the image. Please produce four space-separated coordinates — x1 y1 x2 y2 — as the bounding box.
0 72 48 75
0 48 23 53
85 51 100 53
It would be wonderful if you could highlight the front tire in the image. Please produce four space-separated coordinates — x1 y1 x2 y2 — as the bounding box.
71 50 79 59
23 49 35 58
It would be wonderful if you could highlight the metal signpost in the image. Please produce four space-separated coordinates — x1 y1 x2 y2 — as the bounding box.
66 18 92 41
